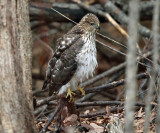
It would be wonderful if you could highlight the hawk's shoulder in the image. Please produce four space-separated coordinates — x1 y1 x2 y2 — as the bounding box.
47 24 85 71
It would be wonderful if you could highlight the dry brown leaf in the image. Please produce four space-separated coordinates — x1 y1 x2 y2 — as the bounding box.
151 102 157 106
106 106 111 115
84 110 90 114
63 114 78 123
81 123 94 131
47 126 55 132
135 129 143 133
90 123 104 133
88 130 97 133
92 108 96 112
150 111 156 122
63 114 80 127
97 117 103 124
136 107 144 118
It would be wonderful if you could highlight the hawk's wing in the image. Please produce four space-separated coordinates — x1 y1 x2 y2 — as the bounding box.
42 26 85 96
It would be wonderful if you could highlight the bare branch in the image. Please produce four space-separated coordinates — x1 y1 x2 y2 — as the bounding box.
149 0 160 132
42 101 61 132
103 1 160 40
76 101 145 107
125 0 140 132
36 72 149 107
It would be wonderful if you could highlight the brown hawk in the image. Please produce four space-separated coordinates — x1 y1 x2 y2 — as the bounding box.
42 13 100 101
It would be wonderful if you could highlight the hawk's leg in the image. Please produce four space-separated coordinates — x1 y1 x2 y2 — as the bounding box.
66 88 76 102
76 85 85 95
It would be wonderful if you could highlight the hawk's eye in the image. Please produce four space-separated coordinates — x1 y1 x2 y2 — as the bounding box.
90 23 94 25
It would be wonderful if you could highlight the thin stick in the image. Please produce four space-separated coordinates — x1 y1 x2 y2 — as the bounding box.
51 7 76 24
36 95 58 107
76 101 145 107
42 101 61 132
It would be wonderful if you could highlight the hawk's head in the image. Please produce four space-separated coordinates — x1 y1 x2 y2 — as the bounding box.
79 13 100 33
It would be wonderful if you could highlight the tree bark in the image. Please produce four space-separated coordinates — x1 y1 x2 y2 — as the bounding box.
0 0 35 133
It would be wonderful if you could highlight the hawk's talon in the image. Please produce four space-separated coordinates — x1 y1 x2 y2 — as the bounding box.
76 85 85 96
66 88 76 102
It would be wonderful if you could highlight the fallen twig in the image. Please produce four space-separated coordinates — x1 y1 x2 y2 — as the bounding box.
36 95 58 107
34 105 48 117
41 100 61 132
76 101 145 107
83 72 148 94
36 72 149 107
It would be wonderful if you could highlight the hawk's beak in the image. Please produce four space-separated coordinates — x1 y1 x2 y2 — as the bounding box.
95 24 100 30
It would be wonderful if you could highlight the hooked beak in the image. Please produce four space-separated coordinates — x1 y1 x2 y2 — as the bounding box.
95 23 100 30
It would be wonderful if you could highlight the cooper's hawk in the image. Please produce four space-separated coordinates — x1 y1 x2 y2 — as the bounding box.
42 13 100 101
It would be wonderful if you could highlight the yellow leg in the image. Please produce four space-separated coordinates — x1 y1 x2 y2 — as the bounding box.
66 88 76 102
76 85 85 96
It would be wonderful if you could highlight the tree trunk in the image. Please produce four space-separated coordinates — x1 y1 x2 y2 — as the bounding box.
0 0 35 133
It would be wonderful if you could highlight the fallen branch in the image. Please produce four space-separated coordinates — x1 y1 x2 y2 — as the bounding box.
34 105 48 117
83 72 148 94
36 72 149 107
103 1 160 40
77 68 125 102
76 101 145 107
36 95 58 107
41 100 61 132
30 1 156 23
113 0 155 20
30 2 104 22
